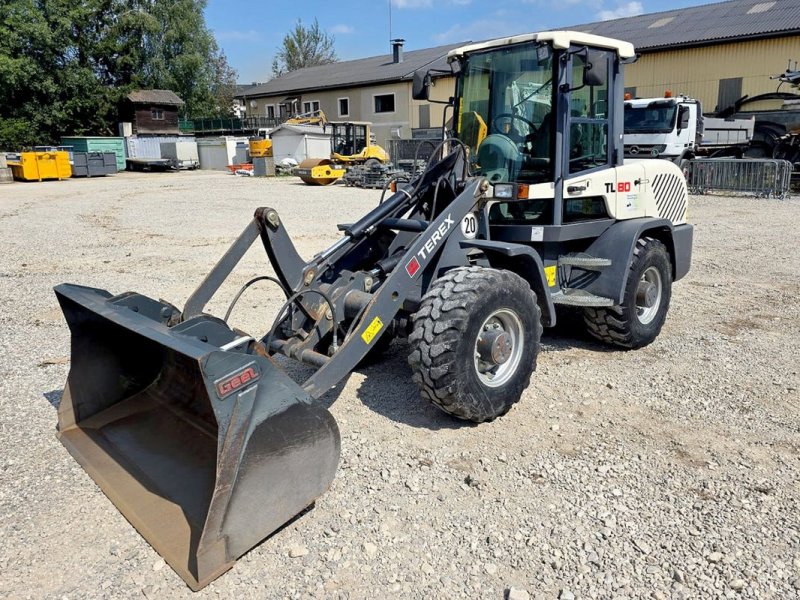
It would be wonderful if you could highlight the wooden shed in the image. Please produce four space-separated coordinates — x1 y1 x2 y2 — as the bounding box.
124 90 185 135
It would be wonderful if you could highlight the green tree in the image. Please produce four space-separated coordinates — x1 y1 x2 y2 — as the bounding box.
0 0 237 150
271 18 337 77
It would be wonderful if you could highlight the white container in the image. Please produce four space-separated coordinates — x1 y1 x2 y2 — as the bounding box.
196 137 247 170
270 125 331 164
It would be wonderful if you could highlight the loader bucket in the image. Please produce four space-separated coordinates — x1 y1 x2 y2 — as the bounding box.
53 284 340 590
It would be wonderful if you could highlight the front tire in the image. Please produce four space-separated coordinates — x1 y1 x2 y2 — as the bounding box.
584 237 672 348
408 267 541 423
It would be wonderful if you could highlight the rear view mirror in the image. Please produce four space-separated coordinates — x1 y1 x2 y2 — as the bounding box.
412 70 432 101
583 51 608 87
678 105 691 131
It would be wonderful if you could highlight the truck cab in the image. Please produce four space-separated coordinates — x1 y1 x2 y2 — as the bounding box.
623 95 699 162
623 95 755 163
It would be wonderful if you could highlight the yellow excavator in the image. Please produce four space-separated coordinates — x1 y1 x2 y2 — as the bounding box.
297 121 390 185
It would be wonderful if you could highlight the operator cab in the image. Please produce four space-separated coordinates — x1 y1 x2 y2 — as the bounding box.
332 122 369 157
414 31 635 228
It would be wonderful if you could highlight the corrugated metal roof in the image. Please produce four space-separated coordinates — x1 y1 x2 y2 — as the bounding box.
570 0 800 51
127 90 185 105
242 42 466 99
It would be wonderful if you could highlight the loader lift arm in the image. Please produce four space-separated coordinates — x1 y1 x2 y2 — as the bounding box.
177 150 487 399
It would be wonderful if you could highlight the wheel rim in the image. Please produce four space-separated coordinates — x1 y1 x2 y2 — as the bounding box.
473 309 524 388
636 266 662 325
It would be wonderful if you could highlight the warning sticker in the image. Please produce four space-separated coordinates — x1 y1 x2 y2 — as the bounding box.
361 317 384 345
544 265 557 287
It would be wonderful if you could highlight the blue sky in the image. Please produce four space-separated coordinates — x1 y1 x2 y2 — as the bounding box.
206 0 721 84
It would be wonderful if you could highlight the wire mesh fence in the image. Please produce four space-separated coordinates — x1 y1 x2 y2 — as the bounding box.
685 158 793 199
386 138 440 163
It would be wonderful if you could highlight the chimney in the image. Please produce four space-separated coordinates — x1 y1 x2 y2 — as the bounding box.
391 38 405 64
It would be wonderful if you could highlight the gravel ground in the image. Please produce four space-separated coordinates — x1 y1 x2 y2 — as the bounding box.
0 171 798 600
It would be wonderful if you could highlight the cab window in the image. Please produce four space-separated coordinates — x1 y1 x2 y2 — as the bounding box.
568 50 612 175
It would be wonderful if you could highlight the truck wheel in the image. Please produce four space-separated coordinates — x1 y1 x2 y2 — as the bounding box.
584 237 672 349
408 267 541 423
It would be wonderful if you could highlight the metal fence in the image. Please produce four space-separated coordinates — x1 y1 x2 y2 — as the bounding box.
386 138 441 163
179 116 279 136
685 158 794 199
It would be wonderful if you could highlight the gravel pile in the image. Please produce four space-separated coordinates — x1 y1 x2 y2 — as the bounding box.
0 172 798 599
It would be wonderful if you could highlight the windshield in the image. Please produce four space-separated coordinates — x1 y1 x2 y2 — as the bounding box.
456 43 554 184
624 101 677 134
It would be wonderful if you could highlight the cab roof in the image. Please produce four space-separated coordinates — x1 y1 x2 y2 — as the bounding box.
447 30 636 61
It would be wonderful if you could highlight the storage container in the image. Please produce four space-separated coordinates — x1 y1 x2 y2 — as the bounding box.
9 151 72 181
270 125 331 164
61 137 126 172
72 152 118 177
196 138 246 170
127 135 195 162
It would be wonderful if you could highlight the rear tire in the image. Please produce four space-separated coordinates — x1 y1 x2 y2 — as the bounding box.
408 267 541 423
584 237 672 349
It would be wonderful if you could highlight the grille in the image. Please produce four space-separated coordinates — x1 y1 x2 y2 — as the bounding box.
651 172 686 223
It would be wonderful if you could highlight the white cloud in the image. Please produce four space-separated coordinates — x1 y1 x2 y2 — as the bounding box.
329 24 354 34
598 1 643 20
214 29 261 42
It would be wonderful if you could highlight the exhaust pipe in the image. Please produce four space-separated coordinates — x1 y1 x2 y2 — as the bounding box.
54 284 340 590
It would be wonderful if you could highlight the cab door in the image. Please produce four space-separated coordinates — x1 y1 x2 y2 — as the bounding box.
561 47 615 222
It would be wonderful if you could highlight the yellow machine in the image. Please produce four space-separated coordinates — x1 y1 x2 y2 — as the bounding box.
286 109 328 126
248 138 272 158
297 121 390 185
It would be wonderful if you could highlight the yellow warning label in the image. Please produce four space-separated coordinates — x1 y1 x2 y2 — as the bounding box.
361 317 384 345
545 265 557 287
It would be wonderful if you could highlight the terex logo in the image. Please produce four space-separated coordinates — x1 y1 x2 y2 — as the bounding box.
215 364 260 399
418 214 455 260
405 214 455 278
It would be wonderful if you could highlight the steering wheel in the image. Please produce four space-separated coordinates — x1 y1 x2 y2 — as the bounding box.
491 113 537 137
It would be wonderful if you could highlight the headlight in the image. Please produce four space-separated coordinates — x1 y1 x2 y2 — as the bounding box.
493 183 514 199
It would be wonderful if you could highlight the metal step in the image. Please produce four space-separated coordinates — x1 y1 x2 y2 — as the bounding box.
558 254 612 270
552 288 615 307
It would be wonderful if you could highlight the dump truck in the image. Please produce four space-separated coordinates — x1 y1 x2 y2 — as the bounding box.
54 30 693 590
623 94 755 163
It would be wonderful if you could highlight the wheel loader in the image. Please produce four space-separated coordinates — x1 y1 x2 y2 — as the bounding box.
296 121 390 185
54 31 693 590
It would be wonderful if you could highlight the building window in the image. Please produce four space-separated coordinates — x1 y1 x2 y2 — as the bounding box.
624 86 637 99
151 108 164 120
418 104 430 129
717 77 742 112
267 105 275 119
302 100 320 114
338 97 350 118
374 93 395 114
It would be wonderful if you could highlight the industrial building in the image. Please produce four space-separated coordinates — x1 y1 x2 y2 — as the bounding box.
238 40 461 148
572 0 800 113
